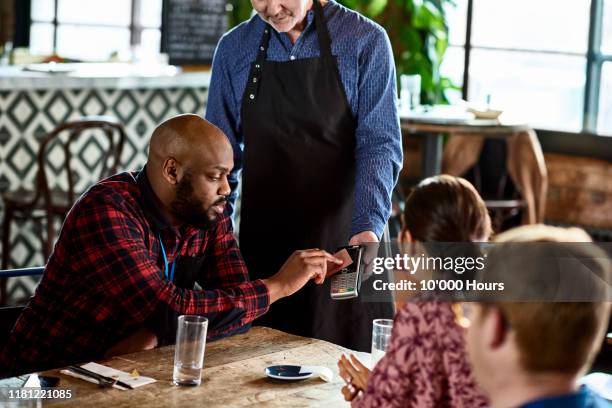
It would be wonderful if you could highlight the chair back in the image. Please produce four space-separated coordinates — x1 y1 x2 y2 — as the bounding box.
0 267 45 279
0 267 44 306
36 116 126 210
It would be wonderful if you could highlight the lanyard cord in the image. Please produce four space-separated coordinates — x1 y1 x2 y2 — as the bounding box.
158 233 177 282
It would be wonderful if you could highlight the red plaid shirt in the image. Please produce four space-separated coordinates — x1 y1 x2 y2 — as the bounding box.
0 170 270 376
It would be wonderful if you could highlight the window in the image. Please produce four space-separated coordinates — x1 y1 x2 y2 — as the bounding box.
596 0 612 135
467 0 590 132
451 0 611 136
440 0 468 103
601 0 612 54
598 62 612 135
29 0 163 62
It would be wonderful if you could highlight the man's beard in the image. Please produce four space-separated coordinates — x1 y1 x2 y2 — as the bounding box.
170 173 225 230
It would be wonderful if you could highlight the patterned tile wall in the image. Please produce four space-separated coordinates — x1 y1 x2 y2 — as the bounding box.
0 86 209 303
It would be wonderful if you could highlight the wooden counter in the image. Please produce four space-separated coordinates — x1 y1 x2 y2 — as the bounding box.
37 327 349 407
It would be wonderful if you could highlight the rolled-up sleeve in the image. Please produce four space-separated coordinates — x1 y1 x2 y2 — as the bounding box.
352 28 403 238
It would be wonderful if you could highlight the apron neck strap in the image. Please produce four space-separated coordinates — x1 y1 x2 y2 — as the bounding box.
255 26 272 67
312 0 332 58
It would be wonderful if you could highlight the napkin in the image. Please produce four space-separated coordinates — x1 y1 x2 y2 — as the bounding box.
60 362 156 390
299 365 334 382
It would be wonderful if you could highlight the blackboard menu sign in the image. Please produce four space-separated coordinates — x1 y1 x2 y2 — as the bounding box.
161 0 228 65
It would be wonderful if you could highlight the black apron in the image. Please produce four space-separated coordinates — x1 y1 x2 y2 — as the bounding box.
239 0 393 351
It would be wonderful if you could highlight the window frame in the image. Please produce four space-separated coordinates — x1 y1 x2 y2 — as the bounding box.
29 0 159 55
460 0 610 138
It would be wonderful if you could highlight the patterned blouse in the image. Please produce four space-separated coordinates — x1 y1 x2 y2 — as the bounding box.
353 301 489 408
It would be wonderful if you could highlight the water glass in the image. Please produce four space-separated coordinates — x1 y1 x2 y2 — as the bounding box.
400 74 422 111
371 319 393 365
173 315 208 386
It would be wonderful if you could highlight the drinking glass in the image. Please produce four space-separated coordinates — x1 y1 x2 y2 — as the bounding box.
400 74 422 111
371 319 393 365
173 315 208 386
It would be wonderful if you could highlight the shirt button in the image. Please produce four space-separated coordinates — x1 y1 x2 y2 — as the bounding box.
290 55 296 60
253 77 258 83
255 64 260 69
249 94 255 100
260 46 265 51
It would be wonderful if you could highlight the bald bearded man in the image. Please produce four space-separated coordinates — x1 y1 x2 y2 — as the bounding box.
0 114 341 377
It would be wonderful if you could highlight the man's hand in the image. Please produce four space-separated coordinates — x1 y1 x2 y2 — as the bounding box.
263 249 342 303
349 230 380 281
349 230 378 245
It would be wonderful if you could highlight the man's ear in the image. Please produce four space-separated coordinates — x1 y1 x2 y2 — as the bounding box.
162 157 181 185
488 306 509 349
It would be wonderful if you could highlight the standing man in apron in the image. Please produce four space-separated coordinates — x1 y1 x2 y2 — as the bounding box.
206 0 402 351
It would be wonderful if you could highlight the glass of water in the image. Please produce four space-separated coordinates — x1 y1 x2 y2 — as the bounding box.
173 315 208 386
371 319 393 365
400 74 422 111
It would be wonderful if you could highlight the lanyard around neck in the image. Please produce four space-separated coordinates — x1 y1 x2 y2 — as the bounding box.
158 233 177 282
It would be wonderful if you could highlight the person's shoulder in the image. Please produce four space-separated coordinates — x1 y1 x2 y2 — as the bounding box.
585 387 611 407
327 1 389 40
395 301 457 335
520 387 611 408
74 171 139 212
216 14 263 58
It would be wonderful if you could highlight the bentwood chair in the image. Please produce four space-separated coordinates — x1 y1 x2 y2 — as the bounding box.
1 117 126 278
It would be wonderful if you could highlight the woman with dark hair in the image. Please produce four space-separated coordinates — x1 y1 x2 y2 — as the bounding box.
338 175 491 407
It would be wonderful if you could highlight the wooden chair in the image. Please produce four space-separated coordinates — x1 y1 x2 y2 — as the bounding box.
1 117 126 277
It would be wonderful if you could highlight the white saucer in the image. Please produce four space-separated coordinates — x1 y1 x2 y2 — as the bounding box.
264 365 314 381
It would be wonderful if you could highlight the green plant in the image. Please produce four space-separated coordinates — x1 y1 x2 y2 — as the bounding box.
339 0 457 104
227 1 255 29
227 0 458 104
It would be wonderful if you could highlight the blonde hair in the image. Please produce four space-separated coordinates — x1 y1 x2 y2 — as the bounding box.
486 225 610 373
494 224 592 243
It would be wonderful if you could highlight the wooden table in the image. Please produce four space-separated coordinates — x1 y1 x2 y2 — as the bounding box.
24 328 351 407
400 112 530 178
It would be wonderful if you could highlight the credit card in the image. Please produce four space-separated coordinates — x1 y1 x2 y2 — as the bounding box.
326 249 353 278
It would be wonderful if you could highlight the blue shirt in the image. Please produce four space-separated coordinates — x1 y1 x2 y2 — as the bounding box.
205 1 403 238
520 386 611 408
